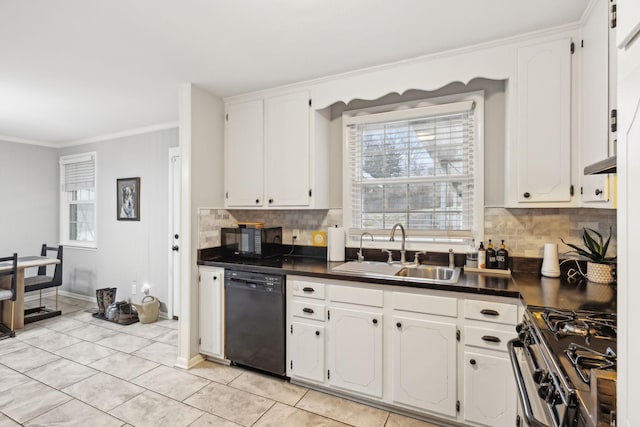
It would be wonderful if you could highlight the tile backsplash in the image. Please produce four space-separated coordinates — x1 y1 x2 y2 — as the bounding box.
199 207 617 259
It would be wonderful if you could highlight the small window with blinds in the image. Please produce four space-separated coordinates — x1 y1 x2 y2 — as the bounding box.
60 152 97 247
344 94 483 245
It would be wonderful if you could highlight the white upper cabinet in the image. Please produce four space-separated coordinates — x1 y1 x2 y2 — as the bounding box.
225 100 264 207
515 37 573 204
265 91 311 207
581 0 615 206
617 0 640 50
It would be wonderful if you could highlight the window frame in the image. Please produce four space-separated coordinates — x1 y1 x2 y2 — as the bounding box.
59 152 98 249
342 91 484 253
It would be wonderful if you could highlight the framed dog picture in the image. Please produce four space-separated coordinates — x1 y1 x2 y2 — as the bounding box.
117 177 140 221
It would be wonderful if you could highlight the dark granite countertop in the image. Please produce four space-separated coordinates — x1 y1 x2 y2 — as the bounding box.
197 251 617 312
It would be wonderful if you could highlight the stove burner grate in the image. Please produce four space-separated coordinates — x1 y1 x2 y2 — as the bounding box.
564 343 617 384
542 309 616 341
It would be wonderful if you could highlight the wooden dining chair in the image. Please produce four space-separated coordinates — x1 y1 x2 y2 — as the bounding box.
24 244 63 323
0 253 18 339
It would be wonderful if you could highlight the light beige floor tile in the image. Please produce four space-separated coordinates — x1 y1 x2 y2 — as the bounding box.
296 390 389 427
188 360 243 384
64 310 97 323
154 319 179 330
0 339 30 356
120 322 168 339
109 390 203 427
0 380 72 423
385 413 443 427
41 316 86 332
189 413 242 427
24 398 123 427
0 365 32 393
89 352 158 380
25 358 98 389
131 365 210 401
20 329 82 352
184 382 274 427
229 371 307 405
96 332 153 353
152 328 178 344
0 413 21 426
67 324 118 341
62 372 145 412
0 344 60 372
132 341 177 366
14 326 50 341
54 340 117 365
254 402 350 427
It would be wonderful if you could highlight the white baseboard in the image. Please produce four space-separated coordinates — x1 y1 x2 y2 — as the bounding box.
175 354 205 370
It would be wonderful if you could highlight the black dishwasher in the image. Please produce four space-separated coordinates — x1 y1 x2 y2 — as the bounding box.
224 269 286 376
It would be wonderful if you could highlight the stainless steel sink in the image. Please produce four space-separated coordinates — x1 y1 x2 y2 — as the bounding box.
331 261 460 285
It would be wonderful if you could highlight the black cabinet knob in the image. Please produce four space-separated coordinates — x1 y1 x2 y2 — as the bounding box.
396 322 402 328
174 234 179 239
470 359 477 366
595 188 603 196
255 199 260 204
372 318 378 325
213 275 217 281
523 192 531 198
315 331 320 336
269 198 274 204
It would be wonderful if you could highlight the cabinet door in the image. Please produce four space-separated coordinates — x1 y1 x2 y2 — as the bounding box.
516 37 572 203
265 91 311 207
581 0 613 205
391 316 457 417
226 100 264 207
328 306 383 398
290 321 325 383
199 267 224 358
618 0 640 50
463 351 517 427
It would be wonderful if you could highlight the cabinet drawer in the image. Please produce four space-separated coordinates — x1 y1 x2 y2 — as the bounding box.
329 285 383 307
392 292 457 318
291 300 325 321
464 300 518 325
464 326 516 352
291 280 326 300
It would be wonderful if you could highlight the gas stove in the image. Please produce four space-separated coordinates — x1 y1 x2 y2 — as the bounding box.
509 307 616 427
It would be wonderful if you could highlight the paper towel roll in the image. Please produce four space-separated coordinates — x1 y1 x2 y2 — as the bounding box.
327 226 345 262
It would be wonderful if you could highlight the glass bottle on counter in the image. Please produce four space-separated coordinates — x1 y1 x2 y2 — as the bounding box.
466 238 478 268
497 240 509 270
486 239 497 269
477 241 486 269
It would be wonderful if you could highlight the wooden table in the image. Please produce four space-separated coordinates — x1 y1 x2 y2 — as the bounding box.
0 256 60 329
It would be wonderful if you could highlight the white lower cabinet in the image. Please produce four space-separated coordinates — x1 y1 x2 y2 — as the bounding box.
463 350 517 427
290 321 325 383
285 276 521 427
391 316 457 417
328 306 383 398
199 266 224 359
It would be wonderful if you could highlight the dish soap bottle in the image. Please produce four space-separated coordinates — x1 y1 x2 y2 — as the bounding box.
497 240 509 270
477 241 486 269
486 240 497 269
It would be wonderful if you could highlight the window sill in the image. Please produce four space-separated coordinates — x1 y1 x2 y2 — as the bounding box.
60 242 97 251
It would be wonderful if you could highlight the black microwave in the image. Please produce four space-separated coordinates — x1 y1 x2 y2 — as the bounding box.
221 227 283 258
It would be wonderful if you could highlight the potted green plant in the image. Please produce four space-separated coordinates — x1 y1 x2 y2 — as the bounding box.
561 227 616 284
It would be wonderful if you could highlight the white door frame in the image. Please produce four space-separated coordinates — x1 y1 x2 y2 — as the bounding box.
168 146 181 318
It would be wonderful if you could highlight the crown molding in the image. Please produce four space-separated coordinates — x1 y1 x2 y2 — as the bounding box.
60 122 179 147
0 134 58 148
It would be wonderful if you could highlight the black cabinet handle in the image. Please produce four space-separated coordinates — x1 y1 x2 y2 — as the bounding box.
470 359 477 366
595 189 603 196
396 322 402 328
302 308 314 314
523 192 530 198
302 287 315 293
480 309 500 316
372 318 378 325
315 331 320 336
481 335 501 343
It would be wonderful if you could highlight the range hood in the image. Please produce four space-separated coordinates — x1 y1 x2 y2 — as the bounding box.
584 155 617 175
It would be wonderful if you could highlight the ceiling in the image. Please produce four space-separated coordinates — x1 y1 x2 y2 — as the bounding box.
0 0 589 145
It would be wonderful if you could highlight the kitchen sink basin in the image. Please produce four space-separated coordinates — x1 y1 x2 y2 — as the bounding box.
331 261 461 285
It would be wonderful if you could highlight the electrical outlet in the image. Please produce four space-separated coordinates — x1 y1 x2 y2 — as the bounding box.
131 281 137 295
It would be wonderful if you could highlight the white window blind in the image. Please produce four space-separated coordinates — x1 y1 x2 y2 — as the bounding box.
345 100 476 238
62 154 95 191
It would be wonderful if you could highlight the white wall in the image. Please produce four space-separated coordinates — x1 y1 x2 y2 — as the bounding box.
0 139 58 259
58 128 178 308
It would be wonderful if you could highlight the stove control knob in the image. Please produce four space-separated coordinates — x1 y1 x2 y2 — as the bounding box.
532 369 544 384
537 384 551 401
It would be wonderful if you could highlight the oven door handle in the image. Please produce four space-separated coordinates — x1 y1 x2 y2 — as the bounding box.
508 338 552 427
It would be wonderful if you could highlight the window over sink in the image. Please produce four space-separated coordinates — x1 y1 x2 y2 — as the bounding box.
343 92 484 250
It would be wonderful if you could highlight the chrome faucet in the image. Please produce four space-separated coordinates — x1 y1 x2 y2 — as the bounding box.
358 232 374 262
390 223 406 265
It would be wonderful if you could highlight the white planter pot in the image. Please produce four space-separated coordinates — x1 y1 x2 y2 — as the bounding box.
586 262 615 284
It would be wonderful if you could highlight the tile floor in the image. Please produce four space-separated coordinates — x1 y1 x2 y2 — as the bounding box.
0 295 442 427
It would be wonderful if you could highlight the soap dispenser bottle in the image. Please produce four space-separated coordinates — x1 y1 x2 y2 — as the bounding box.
486 240 497 269
477 241 486 269
497 240 509 270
